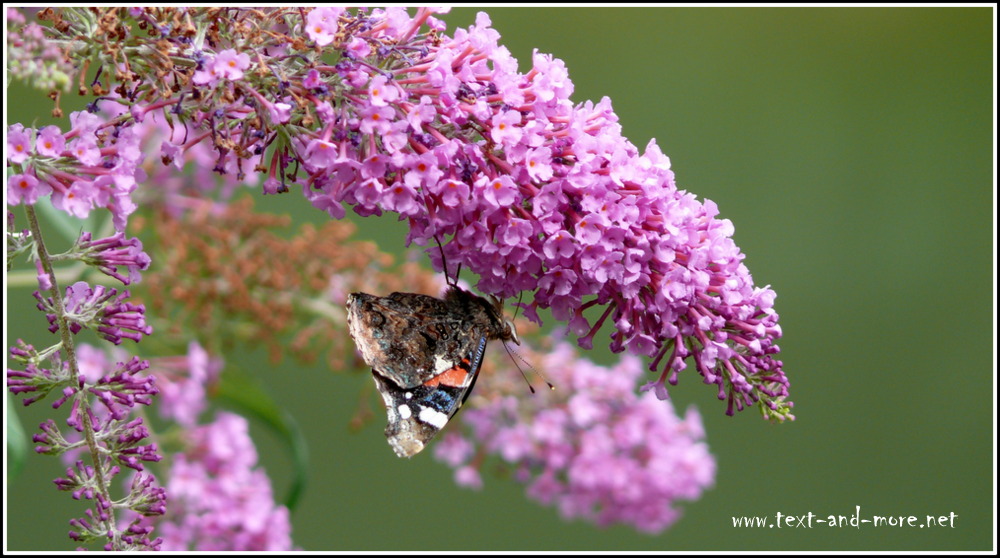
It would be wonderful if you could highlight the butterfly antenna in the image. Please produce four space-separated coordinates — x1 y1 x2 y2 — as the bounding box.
499 292 554 394
433 235 461 287
504 341 555 393
503 341 537 394
510 289 524 322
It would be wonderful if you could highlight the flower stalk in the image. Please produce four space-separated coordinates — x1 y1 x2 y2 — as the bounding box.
23 204 120 545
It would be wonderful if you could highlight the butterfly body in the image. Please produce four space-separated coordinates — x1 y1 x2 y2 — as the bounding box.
346 286 516 458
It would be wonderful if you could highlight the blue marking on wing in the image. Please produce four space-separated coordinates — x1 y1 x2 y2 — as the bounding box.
423 388 458 413
470 336 488 375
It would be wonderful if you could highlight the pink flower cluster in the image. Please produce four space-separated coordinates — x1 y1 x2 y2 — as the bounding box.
7 7 790 418
76 231 151 286
292 9 790 418
146 341 223 428
142 412 293 551
7 117 143 231
435 341 716 534
126 342 293 551
34 281 153 345
8 340 165 549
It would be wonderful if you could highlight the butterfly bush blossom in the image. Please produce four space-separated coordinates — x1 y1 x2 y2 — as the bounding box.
300 9 789 419
436 340 716 533
6 6 792 543
8 333 163 550
8 6 790 417
146 411 294 551
298 8 790 420
58 341 294 551
136 343 292 551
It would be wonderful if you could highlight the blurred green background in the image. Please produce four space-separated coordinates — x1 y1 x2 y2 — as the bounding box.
5 7 993 551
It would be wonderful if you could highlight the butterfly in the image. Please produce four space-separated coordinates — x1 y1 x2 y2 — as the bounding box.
346 285 518 458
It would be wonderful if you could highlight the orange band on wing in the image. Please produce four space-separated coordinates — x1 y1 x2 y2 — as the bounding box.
424 359 472 387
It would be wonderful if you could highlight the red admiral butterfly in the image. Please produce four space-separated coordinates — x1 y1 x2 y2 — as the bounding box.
346 286 518 458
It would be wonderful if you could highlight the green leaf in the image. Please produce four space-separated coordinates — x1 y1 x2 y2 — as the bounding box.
7 393 28 483
214 369 309 512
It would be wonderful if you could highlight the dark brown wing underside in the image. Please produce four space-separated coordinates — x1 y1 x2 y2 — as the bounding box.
346 291 472 389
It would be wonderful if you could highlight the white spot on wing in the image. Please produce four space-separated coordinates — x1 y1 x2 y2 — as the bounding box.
418 406 449 429
398 404 412 420
433 354 453 375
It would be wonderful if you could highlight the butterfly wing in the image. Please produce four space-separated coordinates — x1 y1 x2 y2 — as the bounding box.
370 335 487 458
346 287 509 458
346 291 472 389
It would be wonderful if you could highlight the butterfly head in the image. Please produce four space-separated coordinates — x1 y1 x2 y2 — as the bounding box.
487 294 520 346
